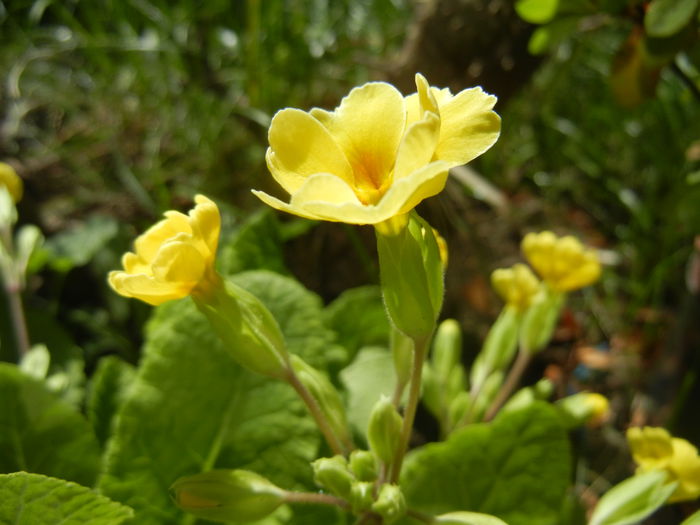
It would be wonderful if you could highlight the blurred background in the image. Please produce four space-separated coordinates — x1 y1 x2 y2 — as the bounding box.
1 0 699 517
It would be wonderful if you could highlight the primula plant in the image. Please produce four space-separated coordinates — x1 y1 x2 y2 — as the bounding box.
2 76 700 525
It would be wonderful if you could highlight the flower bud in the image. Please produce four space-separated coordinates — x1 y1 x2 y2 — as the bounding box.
371 484 406 524
311 455 354 498
376 213 444 340
556 392 610 428
448 391 472 431
471 371 503 422
491 263 540 311
290 355 352 449
171 469 285 523
432 319 462 380
434 510 508 524
348 450 377 482
367 395 403 465
470 307 519 392
349 481 374 514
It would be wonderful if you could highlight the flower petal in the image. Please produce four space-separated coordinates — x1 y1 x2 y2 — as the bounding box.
122 252 150 275
190 194 221 258
151 239 206 284
322 82 406 190
108 271 191 306
298 161 450 224
134 211 192 262
290 173 362 207
266 108 354 193
394 112 441 180
251 190 324 221
436 87 501 164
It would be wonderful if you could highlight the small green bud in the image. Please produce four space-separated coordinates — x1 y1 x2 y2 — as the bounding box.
434 510 508 524
371 484 406 524
376 213 444 339
472 371 504 421
501 379 554 415
447 391 472 431
290 355 352 449
367 395 403 465
533 377 554 399
349 481 374 514
519 287 565 353
312 455 354 498
193 278 290 379
171 469 286 523
348 450 377 482
556 392 610 428
470 306 519 392
432 319 462 379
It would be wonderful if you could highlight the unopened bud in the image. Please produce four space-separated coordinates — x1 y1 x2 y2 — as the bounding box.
557 392 610 428
367 396 403 465
312 455 353 498
432 319 462 379
470 307 519 392
519 287 565 353
171 469 285 523
371 484 406 524
349 481 374 514
349 450 377 482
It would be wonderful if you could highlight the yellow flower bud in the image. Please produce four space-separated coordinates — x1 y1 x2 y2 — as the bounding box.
0 162 23 203
556 392 610 428
627 426 700 502
491 263 541 311
108 195 220 305
522 231 601 292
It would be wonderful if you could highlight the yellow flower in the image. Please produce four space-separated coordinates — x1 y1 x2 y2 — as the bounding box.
522 231 601 292
253 74 500 225
627 426 700 502
491 263 541 311
0 162 23 203
108 195 220 305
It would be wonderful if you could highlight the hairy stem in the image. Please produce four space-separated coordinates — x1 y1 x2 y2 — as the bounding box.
284 490 351 510
286 368 348 456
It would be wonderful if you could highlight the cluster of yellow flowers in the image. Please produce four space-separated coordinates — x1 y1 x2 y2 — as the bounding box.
491 230 602 311
627 426 700 502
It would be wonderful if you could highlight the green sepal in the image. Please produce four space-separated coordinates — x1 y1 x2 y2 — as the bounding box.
519 288 564 353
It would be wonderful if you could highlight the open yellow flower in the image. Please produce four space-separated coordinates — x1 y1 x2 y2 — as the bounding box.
522 231 601 292
627 426 700 502
108 195 220 305
253 74 500 225
0 162 23 203
491 263 541 311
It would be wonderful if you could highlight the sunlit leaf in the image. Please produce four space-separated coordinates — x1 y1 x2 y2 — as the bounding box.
645 0 699 38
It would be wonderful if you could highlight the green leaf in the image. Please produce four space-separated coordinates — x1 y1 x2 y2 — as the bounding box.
0 363 101 486
87 355 136 448
218 208 288 275
400 402 570 525
0 472 133 525
99 271 342 524
340 346 398 437
324 286 390 361
515 0 559 24
588 470 676 525
645 0 699 38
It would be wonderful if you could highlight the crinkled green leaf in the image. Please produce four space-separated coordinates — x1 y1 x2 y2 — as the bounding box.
400 402 570 525
0 472 133 525
99 271 342 524
645 0 699 38
0 363 100 486
340 346 397 437
589 470 676 525
87 355 136 448
324 286 390 363
219 208 289 275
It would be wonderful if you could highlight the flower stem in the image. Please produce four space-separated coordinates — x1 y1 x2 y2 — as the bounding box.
284 490 350 511
388 333 431 483
1 225 29 360
286 367 349 456
484 349 532 421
